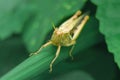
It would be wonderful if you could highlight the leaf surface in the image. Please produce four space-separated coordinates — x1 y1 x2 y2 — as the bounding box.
91 0 120 69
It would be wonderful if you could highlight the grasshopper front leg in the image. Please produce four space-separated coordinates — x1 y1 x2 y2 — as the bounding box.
29 41 52 56
49 45 61 72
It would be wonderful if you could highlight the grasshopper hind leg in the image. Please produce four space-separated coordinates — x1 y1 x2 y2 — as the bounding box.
49 45 61 72
72 10 82 20
29 41 52 56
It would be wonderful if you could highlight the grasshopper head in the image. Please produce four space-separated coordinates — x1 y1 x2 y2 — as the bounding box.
50 28 72 46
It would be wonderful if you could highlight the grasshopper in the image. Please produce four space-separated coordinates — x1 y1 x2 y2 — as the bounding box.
30 10 89 72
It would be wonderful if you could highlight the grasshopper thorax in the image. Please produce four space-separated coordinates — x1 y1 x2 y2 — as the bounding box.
50 28 75 46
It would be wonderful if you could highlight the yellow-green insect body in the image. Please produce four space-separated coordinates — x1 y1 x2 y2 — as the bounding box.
30 10 89 72
51 28 75 46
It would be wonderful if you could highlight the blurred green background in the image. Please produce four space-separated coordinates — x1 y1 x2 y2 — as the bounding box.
0 0 120 80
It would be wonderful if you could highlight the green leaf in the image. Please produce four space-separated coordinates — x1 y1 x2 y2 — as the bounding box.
51 71 94 80
91 0 120 69
0 16 103 80
28 43 118 80
0 0 35 40
0 36 27 77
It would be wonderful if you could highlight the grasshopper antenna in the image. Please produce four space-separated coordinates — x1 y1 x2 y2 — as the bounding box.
51 22 56 30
